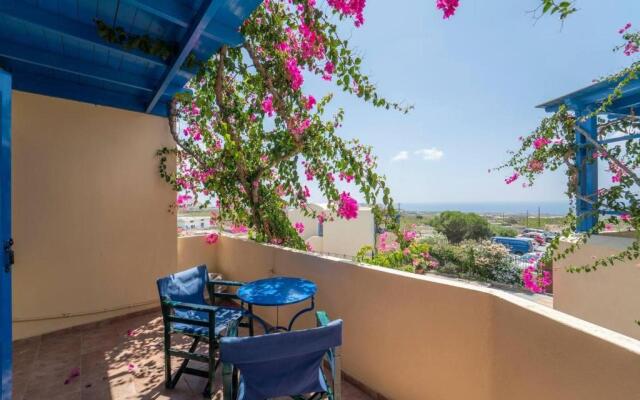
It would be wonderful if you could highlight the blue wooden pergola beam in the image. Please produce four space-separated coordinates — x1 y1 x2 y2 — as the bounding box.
0 42 158 93
574 110 599 232
12 71 170 117
598 133 640 145
146 0 223 113
123 0 244 46
0 2 194 80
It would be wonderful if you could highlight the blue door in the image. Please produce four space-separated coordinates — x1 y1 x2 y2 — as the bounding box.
0 69 12 400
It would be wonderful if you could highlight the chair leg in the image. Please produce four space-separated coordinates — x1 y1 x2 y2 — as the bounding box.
204 313 217 398
163 322 172 388
171 336 201 389
202 341 216 397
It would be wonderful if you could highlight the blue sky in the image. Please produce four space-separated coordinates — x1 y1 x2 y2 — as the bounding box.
303 0 640 205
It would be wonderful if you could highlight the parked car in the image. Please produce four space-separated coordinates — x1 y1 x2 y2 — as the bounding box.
522 228 557 243
518 232 546 245
491 236 534 255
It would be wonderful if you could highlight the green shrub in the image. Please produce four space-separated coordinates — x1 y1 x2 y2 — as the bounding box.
491 225 518 237
423 238 523 286
428 211 492 243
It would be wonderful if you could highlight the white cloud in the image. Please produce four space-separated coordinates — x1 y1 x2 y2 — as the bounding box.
391 150 409 162
414 147 444 161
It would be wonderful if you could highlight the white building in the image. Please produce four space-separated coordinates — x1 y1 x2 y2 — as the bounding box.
287 203 376 258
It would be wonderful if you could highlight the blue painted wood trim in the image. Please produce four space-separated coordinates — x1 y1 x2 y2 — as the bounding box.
146 0 222 113
0 69 12 400
0 2 195 80
575 110 598 232
0 42 159 93
598 133 640 145
12 72 171 117
122 0 244 46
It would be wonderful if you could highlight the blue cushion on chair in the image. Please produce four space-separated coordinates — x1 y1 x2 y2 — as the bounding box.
157 265 244 338
220 320 342 400
157 265 208 305
172 307 245 337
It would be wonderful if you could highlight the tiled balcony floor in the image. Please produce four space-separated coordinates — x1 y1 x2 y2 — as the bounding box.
13 310 371 400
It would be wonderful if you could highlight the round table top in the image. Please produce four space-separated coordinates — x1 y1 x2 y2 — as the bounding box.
237 277 317 306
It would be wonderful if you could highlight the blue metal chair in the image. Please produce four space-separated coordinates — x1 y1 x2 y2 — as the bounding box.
157 265 245 397
220 311 343 400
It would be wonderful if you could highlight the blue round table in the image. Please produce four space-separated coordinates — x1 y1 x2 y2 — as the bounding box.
237 277 317 333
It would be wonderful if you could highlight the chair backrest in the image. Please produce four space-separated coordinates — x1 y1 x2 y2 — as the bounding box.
220 320 343 399
156 265 208 305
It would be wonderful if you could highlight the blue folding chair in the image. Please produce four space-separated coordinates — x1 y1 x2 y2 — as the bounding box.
157 265 245 397
220 311 343 400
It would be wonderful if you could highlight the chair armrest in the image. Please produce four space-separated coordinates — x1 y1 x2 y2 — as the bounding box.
207 280 245 303
316 311 331 327
226 319 240 338
162 299 220 314
207 279 245 287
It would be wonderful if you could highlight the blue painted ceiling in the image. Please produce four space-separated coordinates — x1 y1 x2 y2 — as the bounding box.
0 0 262 116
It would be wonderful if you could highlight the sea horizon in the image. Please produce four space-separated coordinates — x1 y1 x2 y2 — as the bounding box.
397 201 570 216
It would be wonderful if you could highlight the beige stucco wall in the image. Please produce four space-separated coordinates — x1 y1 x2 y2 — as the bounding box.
178 234 640 400
554 235 640 340
287 205 375 257
11 92 176 339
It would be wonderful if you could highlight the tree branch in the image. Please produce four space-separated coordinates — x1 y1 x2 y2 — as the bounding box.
167 98 208 169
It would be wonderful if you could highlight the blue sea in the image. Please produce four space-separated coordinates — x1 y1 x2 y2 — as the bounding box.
397 201 570 216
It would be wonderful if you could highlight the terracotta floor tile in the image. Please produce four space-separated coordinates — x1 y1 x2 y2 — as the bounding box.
12 310 372 399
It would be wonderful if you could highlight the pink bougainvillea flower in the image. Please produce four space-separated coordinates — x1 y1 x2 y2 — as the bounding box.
322 61 334 81
306 242 314 252
436 0 459 19
294 222 305 234
176 194 193 208
326 172 335 183
317 212 327 224
533 137 552 150
619 22 632 34
337 191 358 220
522 265 551 294
64 367 81 385
377 231 399 253
303 162 315 180
261 95 274 116
189 102 200 117
126 329 136 337
327 0 365 27
230 224 248 234
504 172 519 185
624 41 639 56
285 58 304 90
206 232 219 244
621 213 631 223
403 228 417 242
183 125 202 141
605 224 614 231
305 95 317 110
128 363 136 372
303 185 311 198
339 171 354 183
612 171 623 183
